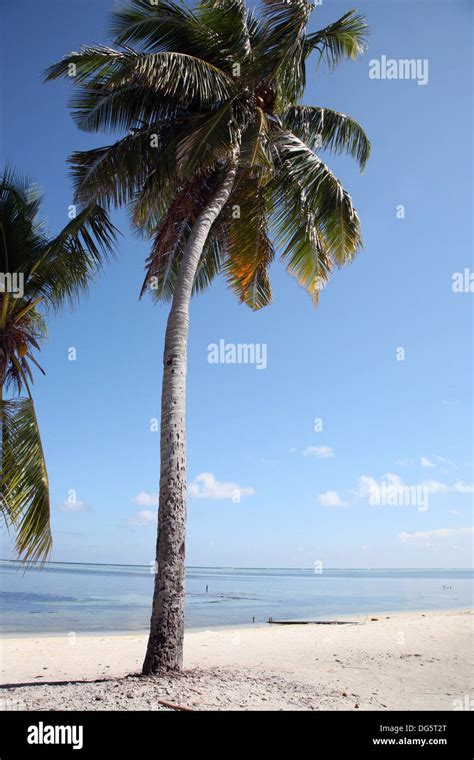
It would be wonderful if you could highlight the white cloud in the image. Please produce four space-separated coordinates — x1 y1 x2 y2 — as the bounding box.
188 472 255 500
433 455 454 467
422 479 449 495
131 491 158 507
319 490 347 508
421 457 435 468
448 509 461 515
421 455 455 468
358 473 404 499
422 479 473 494
398 454 455 469
453 481 474 494
128 510 157 526
358 474 380 498
359 474 472 498
303 445 334 458
398 527 473 543
59 499 88 513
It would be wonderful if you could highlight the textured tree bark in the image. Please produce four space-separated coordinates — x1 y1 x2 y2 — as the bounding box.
142 159 237 675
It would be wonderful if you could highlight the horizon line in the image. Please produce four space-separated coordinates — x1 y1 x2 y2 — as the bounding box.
0 559 472 571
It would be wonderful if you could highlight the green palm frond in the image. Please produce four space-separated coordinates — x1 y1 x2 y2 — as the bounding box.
0 169 47 278
26 204 118 310
199 0 252 63
1 169 118 310
130 156 179 232
240 108 274 178
271 126 363 264
1 398 51 563
222 179 274 309
110 0 229 67
1 168 118 562
45 47 235 133
269 177 333 302
305 9 368 67
110 0 200 48
68 126 172 208
70 82 185 135
281 105 370 170
260 0 312 57
255 0 312 102
176 97 245 178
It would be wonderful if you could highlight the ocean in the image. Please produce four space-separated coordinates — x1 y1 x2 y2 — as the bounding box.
0 561 472 635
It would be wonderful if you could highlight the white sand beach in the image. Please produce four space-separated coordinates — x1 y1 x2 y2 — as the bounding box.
1 610 472 710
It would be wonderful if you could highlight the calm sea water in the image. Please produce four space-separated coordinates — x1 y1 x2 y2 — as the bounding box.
0 561 472 635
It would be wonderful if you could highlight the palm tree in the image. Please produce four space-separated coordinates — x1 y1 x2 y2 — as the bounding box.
0 168 117 562
46 0 370 673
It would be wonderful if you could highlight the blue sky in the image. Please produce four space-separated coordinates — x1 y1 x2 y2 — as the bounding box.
1 0 472 568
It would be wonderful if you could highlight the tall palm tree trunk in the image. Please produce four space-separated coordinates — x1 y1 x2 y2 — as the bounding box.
142 159 237 675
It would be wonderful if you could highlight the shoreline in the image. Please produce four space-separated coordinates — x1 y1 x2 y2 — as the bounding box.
1 609 472 710
1 604 470 640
